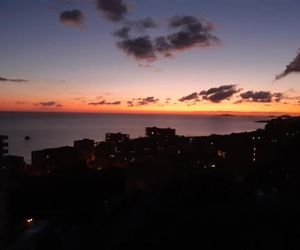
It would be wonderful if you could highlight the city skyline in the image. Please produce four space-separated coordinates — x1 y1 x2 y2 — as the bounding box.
1 0 300 115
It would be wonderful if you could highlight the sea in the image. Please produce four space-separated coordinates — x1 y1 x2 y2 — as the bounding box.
0 112 269 163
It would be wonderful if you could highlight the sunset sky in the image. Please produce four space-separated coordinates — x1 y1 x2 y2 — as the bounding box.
1 0 300 115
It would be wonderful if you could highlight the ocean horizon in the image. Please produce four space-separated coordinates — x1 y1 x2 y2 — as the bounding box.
0 111 268 163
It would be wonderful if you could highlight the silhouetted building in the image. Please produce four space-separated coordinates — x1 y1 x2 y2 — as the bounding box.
105 133 129 144
74 138 95 167
32 146 78 175
146 127 176 139
0 155 25 178
0 136 8 159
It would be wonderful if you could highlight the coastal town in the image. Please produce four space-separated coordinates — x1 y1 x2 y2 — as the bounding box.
1 115 300 249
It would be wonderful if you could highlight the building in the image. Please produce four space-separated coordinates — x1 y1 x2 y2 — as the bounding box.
0 155 25 178
31 146 79 175
105 133 129 144
145 127 176 139
0 136 8 159
73 138 95 167
74 138 94 152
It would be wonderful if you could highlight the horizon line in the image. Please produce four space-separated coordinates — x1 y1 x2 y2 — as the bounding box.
1 110 300 117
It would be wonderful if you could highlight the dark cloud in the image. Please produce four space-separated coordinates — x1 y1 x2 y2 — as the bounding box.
199 84 240 103
88 100 106 106
276 50 300 80
88 100 121 106
117 36 156 61
114 27 131 39
59 9 85 27
239 91 284 103
240 91 272 103
0 76 27 83
137 96 159 106
36 101 62 107
154 15 219 58
129 96 159 106
178 92 198 102
96 0 128 22
141 96 158 103
127 101 134 107
115 15 219 61
273 92 285 102
164 15 219 52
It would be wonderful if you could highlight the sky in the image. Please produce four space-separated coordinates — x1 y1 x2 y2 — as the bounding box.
1 0 300 115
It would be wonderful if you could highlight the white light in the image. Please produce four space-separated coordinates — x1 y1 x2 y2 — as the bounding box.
26 218 33 224
211 164 216 168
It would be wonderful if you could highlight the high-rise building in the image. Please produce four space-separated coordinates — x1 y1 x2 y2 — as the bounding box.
145 127 176 139
0 136 8 159
32 146 78 175
74 138 95 166
105 133 129 144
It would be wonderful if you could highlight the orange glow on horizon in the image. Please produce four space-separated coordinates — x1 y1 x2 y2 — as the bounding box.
1 94 300 116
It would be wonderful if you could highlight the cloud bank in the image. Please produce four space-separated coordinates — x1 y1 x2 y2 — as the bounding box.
199 84 240 103
88 100 121 106
178 92 198 102
239 91 284 103
115 15 220 61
